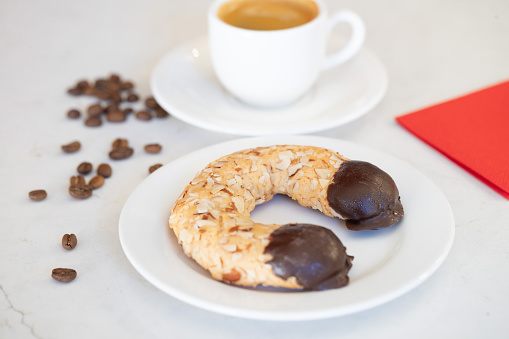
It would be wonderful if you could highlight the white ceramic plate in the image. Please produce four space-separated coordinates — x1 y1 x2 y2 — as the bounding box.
119 136 455 321
150 38 388 135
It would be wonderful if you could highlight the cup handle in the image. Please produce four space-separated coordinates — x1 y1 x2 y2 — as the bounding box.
322 10 366 70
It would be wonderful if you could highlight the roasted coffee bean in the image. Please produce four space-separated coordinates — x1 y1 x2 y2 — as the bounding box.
109 147 134 160
83 85 95 96
84 116 102 127
105 103 119 113
97 163 112 178
149 163 163 174
70 175 86 186
69 183 93 199
106 111 126 122
62 233 77 250
77 162 93 175
87 103 104 116
120 81 134 91
144 144 162 154
67 109 81 119
109 73 121 83
61 141 81 153
29 189 47 201
76 80 90 91
67 87 82 96
122 107 133 115
135 110 152 121
126 93 139 102
111 138 129 149
89 175 105 189
51 268 77 283
145 97 159 109
154 107 170 118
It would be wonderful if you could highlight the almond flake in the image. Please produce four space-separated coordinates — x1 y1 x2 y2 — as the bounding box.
195 219 216 227
278 150 295 161
214 161 227 168
310 178 318 191
196 199 214 213
213 254 222 268
288 163 302 176
275 157 291 171
239 231 254 239
210 209 220 220
211 184 225 194
178 229 193 244
244 190 254 201
315 168 331 179
232 252 243 261
319 179 330 188
222 243 237 252
231 196 245 213
251 197 265 205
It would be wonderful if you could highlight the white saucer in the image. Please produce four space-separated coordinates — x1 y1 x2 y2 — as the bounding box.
119 136 455 321
150 38 388 135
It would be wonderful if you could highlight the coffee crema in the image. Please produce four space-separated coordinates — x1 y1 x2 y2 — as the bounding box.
218 0 319 31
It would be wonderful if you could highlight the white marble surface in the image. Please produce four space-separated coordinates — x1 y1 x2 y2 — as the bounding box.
1 0 508 338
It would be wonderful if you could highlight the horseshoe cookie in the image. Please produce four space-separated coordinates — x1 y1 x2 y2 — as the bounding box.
169 145 404 291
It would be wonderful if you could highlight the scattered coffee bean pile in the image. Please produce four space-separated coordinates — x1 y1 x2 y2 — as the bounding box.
66 73 170 126
30 74 171 283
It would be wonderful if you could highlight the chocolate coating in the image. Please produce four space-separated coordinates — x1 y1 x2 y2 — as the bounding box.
264 223 353 291
327 160 404 231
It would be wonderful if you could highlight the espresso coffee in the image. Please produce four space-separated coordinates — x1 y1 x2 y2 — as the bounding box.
218 0 318 31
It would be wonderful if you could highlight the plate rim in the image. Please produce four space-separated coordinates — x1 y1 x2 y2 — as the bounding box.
119 135 455 321
150 37 389 136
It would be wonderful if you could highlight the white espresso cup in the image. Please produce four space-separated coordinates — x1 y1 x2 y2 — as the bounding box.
208 0 366 107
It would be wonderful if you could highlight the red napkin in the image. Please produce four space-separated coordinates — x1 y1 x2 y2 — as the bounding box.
396 80 509 199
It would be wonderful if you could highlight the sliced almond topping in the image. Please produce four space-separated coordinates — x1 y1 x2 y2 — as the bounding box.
275 157 291 171
244 190 254 201
231 196 244 213
213 254 222 268
255 198 265 205
319 179 330 188
222 243 237 252
232 252 243 261
278 150 295 161
196 199 214 213
315 168 331 179
310 178 318 191
288 163 303 176
214 161 227 168
245 269 256 282
211 184 225 194
315 200 323 212
195 219 216 227
178 229 193 244
210 209 220 220
239 231 254 239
